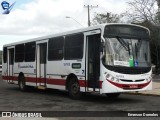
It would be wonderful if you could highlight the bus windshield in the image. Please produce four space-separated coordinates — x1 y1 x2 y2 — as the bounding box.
103 25 151 67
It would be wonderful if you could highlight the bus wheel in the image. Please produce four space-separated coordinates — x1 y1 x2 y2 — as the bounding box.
68 78 81 99
18 75 26 91
106 93 120 99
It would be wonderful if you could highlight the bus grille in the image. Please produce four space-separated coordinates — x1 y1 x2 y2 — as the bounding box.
120 79 145 82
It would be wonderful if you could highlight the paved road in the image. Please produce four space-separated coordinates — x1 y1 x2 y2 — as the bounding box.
0 75 160 120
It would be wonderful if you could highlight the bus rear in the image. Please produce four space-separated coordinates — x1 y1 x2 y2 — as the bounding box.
100 24 152 96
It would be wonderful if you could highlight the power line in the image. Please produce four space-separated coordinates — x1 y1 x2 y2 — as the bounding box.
84 5 98 26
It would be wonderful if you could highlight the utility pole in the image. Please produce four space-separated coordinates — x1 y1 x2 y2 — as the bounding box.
84 5 98 26
157 0 160 8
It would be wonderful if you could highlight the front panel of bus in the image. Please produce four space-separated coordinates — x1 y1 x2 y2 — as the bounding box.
100 25 152 93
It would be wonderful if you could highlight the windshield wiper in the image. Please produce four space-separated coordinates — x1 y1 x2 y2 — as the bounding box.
135 39 142 58
116 36 130 53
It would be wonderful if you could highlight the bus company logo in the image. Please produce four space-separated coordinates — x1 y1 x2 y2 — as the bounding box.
1 1 16 14
18 63 34 69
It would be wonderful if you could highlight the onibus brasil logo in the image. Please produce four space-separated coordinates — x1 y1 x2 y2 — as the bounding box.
1 1 16 14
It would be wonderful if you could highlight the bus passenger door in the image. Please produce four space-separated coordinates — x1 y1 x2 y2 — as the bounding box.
37 43 47 87
86 34 101 90
7 48 14 83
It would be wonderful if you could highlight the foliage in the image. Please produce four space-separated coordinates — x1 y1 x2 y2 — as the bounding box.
92 0 160 73
124 0 158 24
135 21 160 73
92 12 123 25
124 0 160 73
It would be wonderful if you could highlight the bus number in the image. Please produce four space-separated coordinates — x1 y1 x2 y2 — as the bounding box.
64 63 70 66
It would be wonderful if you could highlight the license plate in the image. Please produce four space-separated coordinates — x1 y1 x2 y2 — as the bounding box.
129 85 138 88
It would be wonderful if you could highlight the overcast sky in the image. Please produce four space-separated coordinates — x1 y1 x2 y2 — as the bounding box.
0 0 129 50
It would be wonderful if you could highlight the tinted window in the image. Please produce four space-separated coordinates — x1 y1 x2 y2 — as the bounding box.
64 33 84 60
104 25 149 39
25 42 36 62
9 49 14 65
15 44 24 62
40 43 47 64
48 37 64 60
3 47 7 63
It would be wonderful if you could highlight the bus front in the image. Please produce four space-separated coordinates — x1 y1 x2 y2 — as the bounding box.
101 24 152 95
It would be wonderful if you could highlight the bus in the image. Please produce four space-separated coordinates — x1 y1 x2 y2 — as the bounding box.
2 23 152 99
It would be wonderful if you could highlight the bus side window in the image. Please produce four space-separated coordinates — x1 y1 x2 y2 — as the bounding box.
3 47 7 63
25 42 36 62
64 33 84 60
15 44 25 62
48 37 64 61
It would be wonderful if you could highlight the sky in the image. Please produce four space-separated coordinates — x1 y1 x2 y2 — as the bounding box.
0 0 129 50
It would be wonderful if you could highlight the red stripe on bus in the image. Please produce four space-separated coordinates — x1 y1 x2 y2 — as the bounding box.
13 76 18 81
99 81 103 88
2 76 102 88
107 79 151 89
2 76 8 80
47 78 66 86
26 77 37 83
2 76 86 87
79 80 86 87
78 80 103 88
2 76 17 81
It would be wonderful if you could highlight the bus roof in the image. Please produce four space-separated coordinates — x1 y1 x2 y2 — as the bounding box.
3 23 149 47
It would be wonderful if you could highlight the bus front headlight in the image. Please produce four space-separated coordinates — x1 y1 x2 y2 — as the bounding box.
106 73 110 79
111 77 114 81
116 79 120 83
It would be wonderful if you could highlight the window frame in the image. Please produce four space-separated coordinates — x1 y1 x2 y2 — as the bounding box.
15 44 25 62
25 42 36 62
3 47 7 63
64 33 84 60
48 36 64 61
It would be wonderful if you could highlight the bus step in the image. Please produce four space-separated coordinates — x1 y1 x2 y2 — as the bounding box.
8 82 14 84
37 86 46 90
86 91 94 93
86 90 99 93
87 91 100 95
87 88 100 92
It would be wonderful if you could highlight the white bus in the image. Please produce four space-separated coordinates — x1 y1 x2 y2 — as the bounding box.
2 23 152 99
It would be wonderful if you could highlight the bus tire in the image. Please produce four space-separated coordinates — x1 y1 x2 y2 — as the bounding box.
68 78 81 99
18 75 26 91
106 93 120 99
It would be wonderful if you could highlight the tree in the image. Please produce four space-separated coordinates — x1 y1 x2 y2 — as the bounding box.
92 12 122 25
124 0 160 73
92 0 160 73
157 0 160 8
124 0 158 24
136 21 160 73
